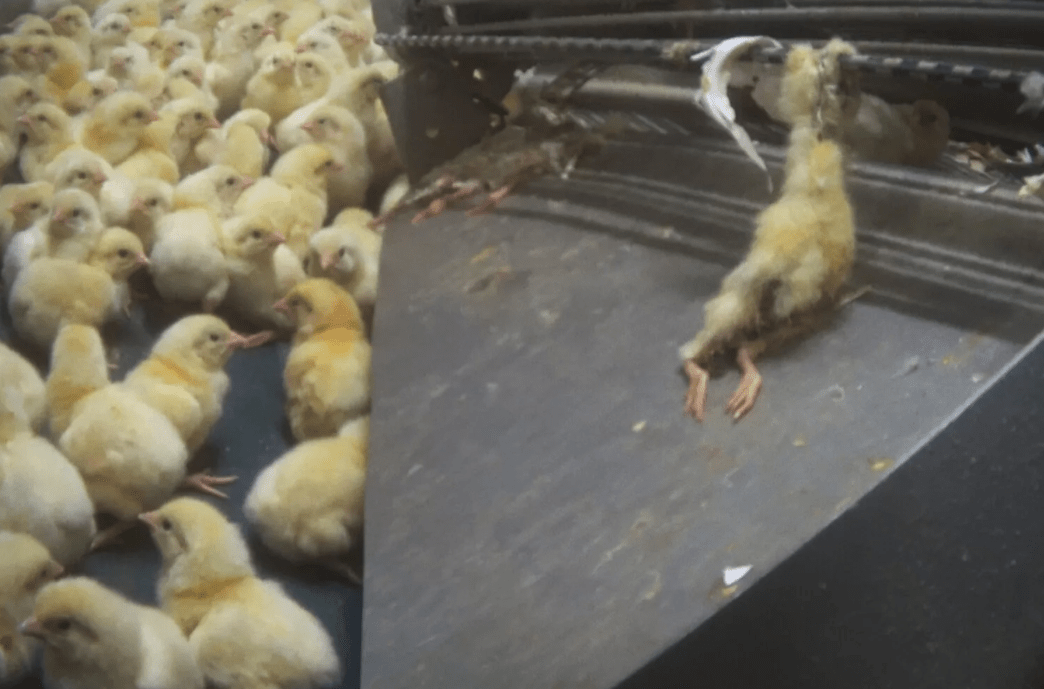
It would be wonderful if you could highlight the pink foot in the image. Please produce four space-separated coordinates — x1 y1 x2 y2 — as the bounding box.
183 471 237 499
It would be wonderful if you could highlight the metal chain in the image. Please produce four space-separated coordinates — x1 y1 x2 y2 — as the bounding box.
376 32 1029 91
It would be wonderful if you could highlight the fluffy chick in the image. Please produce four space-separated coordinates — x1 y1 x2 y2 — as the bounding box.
2 188 104 290
0 341 46 433
21 577 205 689
0 74 42 132
103 41 164 99
173 164 253 218
93 0 161 29
0 533 63 629
221 213 306 330
234 143 340 259
90 12 132 70
305 213 380 322
276 278 371 440
193 108 272 179
244 416 367 580
290 104 371 211
0 181 53 254
79 91 159 166
61 72 119 115
36 35 89 103
50 6 93 62
108 177 173 252
206 14 273 119
18 102 76 182
7 227 146 348
159 55 218 119
311 15 372 68
44 147 112 199
117 96 220 182
679 42 858 423
123 314 241 454
176 0 234 56
0 375 96 565
378 172 410 217
241 44 298 124
141 497 342 689
296 28 349 73
149 208 229 310
336 61 402 190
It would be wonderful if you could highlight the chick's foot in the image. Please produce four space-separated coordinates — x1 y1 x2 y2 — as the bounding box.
411 181 482 224
182 471 238 499
683 360 710 422
725 345 762 421
320 559 362 586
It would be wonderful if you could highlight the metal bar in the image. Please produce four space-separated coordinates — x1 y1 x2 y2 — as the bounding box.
437 6 1044 34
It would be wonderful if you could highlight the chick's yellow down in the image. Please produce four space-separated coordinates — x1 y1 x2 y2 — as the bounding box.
0 181 53 254
245 416 367 580
306 209 380 324
79 91 159 166
21 576 205 689
0 340 46 433
1 356 96 566
277 278 371 440
221 212 306 330
0 531 63 683
679 41 858 423
141 497 341 689
7 227 146 348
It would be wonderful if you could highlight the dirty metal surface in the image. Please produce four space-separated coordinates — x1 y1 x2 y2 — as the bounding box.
361 139 1033 688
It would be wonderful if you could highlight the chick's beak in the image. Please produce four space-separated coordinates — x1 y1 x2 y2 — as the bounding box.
267 232 285 246
18 618 44 639
51 209 65 224
239 176 255 188
259 129 272 146
272 296 289 313
319 252 336 270
17 113 32 130
134 253 149 267
147 110 160 123
294 44 307 53
48 561 64 579
208 117 221 129
300 121 315 133
221 7 233 17
138 511 160 529
94 171 108 185
260 26 275 37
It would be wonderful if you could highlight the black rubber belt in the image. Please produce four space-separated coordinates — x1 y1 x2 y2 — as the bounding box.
375 33 1029 92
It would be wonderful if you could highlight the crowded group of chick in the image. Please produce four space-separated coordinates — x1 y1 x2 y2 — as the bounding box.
0 0 402 685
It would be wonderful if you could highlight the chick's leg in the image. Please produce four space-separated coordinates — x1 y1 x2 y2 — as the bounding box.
725 345 763 421
466 182 516 217
90 520 137 551
411 181 482 224
683 359 710 422
182 470 238 499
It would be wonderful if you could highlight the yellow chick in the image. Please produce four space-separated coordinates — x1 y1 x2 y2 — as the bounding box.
222 212 306 330
0 378 96 565
305 212 380 322
61 72 119 115
149 208 230 310
173 164 254 218
50 6 93 63
2 188 104 290
0 181 53 254
234 143 341 259
117 96 220 182
52 316 244 549
153 26 202 69
36 34 89 103
122 314 243 455
296 28 349 73
241 44 298 124
90 12 132 70
275 278 371 440
7 227 147 348
244 416 367 580
0 74 42 132
295 104 372 212
176 0 234 56
140 497 342 689
18 102 77 182
679 41 858 423
21 577 205 689
93 0 161 29
193 108 272 179
79 90 160 166
43 147 113 199
0 531 63 682
335 61 402 190
0 340 46 433
11 15 55 38
159 55 218 126
311 15 373 68
206 14 274 119
102 41 163 99
278 1 323 45
46 323 109 439
100 175 173 252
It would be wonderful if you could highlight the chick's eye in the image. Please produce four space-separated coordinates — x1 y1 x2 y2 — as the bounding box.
194 112 203 120
92 88 102 96
209 333 220 342
54 619 71 632
317 118 325 125
76 171 86 178
338 247 345 257
71 209 80 217
28 202 38 209
148 198 158 206
117 248 129 257
134 110 144 118
250 230 261 239
160 518 173 530
225 178 235 186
